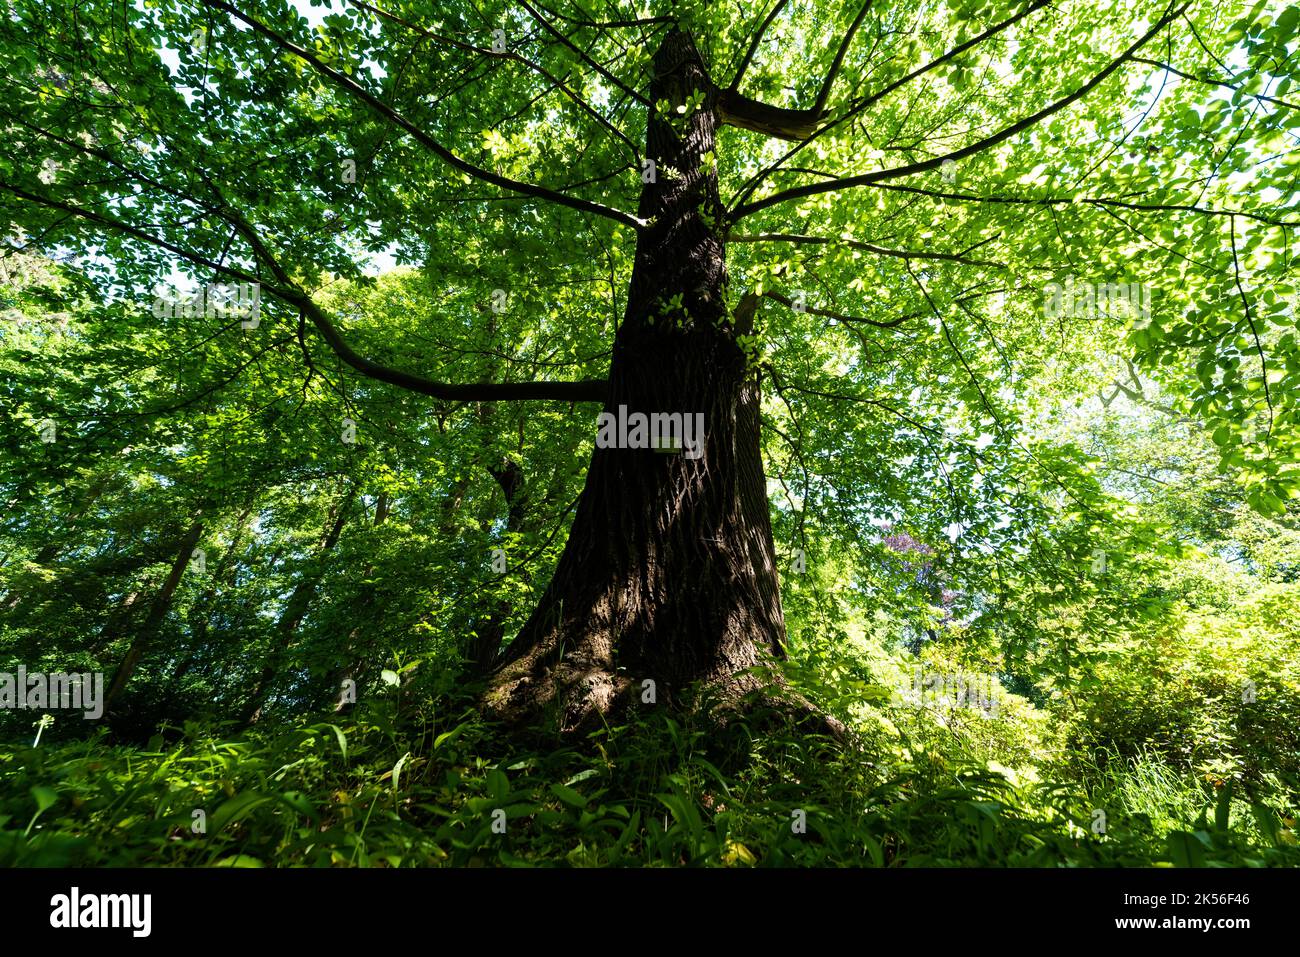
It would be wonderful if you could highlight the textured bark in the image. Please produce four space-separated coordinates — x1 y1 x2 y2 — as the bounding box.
716 88 824 141
485 30 788 732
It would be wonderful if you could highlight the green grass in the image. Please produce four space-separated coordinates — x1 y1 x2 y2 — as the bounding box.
4 688 1297 867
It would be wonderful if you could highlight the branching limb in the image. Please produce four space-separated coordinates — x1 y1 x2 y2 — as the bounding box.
1131 56 1298 111
860 182 1297 229
727 0 792 93
732 2 1189 221
1 182 608 403
727 0 1051 211
517 0 651 107
811 2 874 117
718 1 872 141
760 290 912 329
1229 215 1274 437
348 0 642 162
199 0 642 229
729 231 1005 267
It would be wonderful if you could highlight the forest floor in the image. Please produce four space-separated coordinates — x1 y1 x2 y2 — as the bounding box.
4 679 1297 867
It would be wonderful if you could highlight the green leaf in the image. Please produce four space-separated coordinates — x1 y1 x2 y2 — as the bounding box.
30 786 58 814
325 724 348 763
211 792 273 833
1166 831 1206 868
549 784 588 808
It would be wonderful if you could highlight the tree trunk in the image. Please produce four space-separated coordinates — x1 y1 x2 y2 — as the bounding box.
485 30 787 732
102 518 205 714
1 477 106 613
466 457 527 672
166 502 256 702
241 483 355 724
329 490 390 713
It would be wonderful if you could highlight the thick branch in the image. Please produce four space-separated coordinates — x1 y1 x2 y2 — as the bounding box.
207 195 611 404
718 2 872 141
728 0 1051 211
295 292 607 402
734 291 762 336
1 183 609 404
716 89 824 140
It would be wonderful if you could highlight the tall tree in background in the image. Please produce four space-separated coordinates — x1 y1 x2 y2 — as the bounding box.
1 0 1296 732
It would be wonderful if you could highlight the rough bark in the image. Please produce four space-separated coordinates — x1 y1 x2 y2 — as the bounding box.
484 30 790 733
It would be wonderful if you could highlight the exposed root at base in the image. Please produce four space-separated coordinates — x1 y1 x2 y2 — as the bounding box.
482 659 849 748
709 689 850 745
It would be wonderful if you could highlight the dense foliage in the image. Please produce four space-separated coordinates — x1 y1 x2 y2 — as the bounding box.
1 0 1298 866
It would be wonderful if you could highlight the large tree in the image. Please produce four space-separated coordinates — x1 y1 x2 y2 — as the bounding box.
2 0 1296 731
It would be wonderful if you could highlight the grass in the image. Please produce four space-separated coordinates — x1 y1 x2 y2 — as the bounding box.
3 685 1297 867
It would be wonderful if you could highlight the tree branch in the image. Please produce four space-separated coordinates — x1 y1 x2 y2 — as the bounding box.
716 90 824 141
1 182 609 404
727 0 1051 211
526 4 675 29
760 290 912 329
516 0 650 107
348 0 642 162
728 0 792 92
199 0 642 229
1229 215 1273 436
717 2 872 141
732 1 1187 221
863 181 1297 229
729 231 1005 267
1131 56 1298 111
812 2 874 116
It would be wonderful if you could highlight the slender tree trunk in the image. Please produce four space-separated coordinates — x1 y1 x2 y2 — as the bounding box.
103 519 205 714
90 587 144 656
485 31 788 732
467 457 527 672
166 503 256 700
241 484 355 724
184 503 254 657
330 490 390 713
1 478 106 612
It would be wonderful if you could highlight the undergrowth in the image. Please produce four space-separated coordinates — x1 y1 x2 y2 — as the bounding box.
4 682 1296 867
